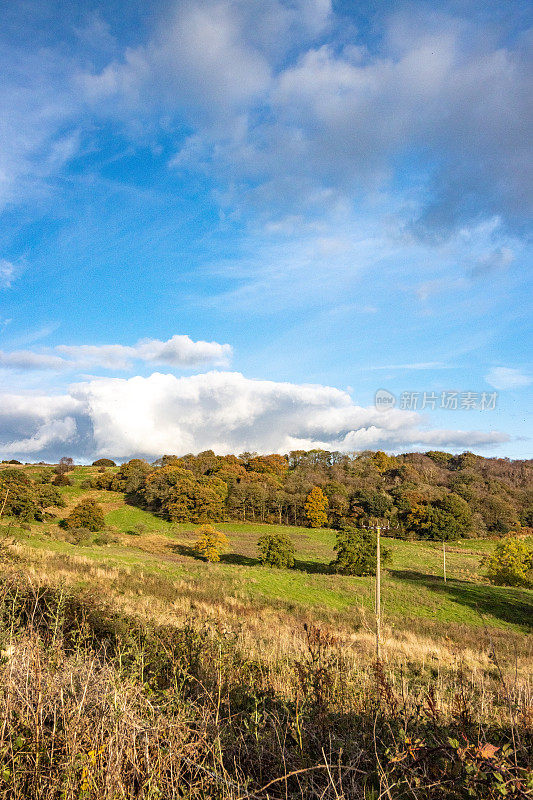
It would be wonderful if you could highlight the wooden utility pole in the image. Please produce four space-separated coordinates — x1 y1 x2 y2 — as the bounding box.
362 518 389 663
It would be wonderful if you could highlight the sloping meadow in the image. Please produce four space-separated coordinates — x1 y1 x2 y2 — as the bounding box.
0 571 530 800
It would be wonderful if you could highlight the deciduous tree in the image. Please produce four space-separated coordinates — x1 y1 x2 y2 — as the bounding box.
304 487 329 528
485 536 533 587
331 526 391 576
193 524 228 562
257 533 295 568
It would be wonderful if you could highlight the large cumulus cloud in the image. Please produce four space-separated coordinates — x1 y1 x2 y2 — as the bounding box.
0 371 509 462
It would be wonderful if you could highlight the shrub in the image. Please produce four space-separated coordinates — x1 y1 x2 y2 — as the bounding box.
92 458 116 467
257 533 295 568
484 536 533 588
60 527 95 545
109 459 153 494
35 484 65 509
331 526 391 576
91 471 114 490
61 499 105 532
193 524 229 562
52 472 71 486
93 530 119 545
0 469 49 521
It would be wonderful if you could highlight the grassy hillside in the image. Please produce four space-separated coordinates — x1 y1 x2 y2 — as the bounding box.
3 465 532 655
0 465 531 799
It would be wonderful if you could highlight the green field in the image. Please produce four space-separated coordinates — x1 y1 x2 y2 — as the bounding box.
9 471 532 643
1 466 531 799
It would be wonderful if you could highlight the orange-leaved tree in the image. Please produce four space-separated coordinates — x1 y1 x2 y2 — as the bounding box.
193 524 229 562
304 487 329 528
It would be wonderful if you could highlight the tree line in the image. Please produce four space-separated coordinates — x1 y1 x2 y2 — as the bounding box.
87 448 532 540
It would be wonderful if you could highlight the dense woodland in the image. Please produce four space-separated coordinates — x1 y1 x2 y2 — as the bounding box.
3 449 531 540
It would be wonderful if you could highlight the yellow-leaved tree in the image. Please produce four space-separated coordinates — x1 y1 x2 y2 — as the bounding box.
193 524 229 562
304 487 329 528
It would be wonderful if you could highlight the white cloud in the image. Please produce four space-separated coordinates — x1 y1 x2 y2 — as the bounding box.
81 0 332 123
148 4 531 233
1 1 530 240
0 350 67 370
0 393 83 458
0 334 232 372
80 0 273 128
0 370 509 461
485 367 532 390
1 418 77 455
134 335 232 367
0 44 81 212
0 260 15 288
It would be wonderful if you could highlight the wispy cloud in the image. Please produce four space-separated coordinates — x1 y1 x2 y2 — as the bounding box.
0 260 15 288
485 367 531 390
0 350 66 370
9 322 61 347
0 334 232 372
470 246 515 277
367 362 450 371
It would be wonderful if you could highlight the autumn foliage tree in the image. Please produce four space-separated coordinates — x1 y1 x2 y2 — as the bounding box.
484 536 533 587
304 486 329 528
142 466 227 523
193 524 229 562
86 449 532 537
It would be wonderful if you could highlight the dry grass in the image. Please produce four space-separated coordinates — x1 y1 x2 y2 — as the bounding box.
0 563 530 799
5 542 532 726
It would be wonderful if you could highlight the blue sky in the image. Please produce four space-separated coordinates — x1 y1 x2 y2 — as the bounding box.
0 0 531 461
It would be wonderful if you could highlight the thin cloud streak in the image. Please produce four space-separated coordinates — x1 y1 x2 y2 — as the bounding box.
0 335 233 372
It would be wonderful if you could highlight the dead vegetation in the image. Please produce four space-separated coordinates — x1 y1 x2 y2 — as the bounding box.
0 547 530 799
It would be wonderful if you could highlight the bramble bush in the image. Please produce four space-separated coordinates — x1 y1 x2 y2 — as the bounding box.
61 499 105 532
257 532 295 568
